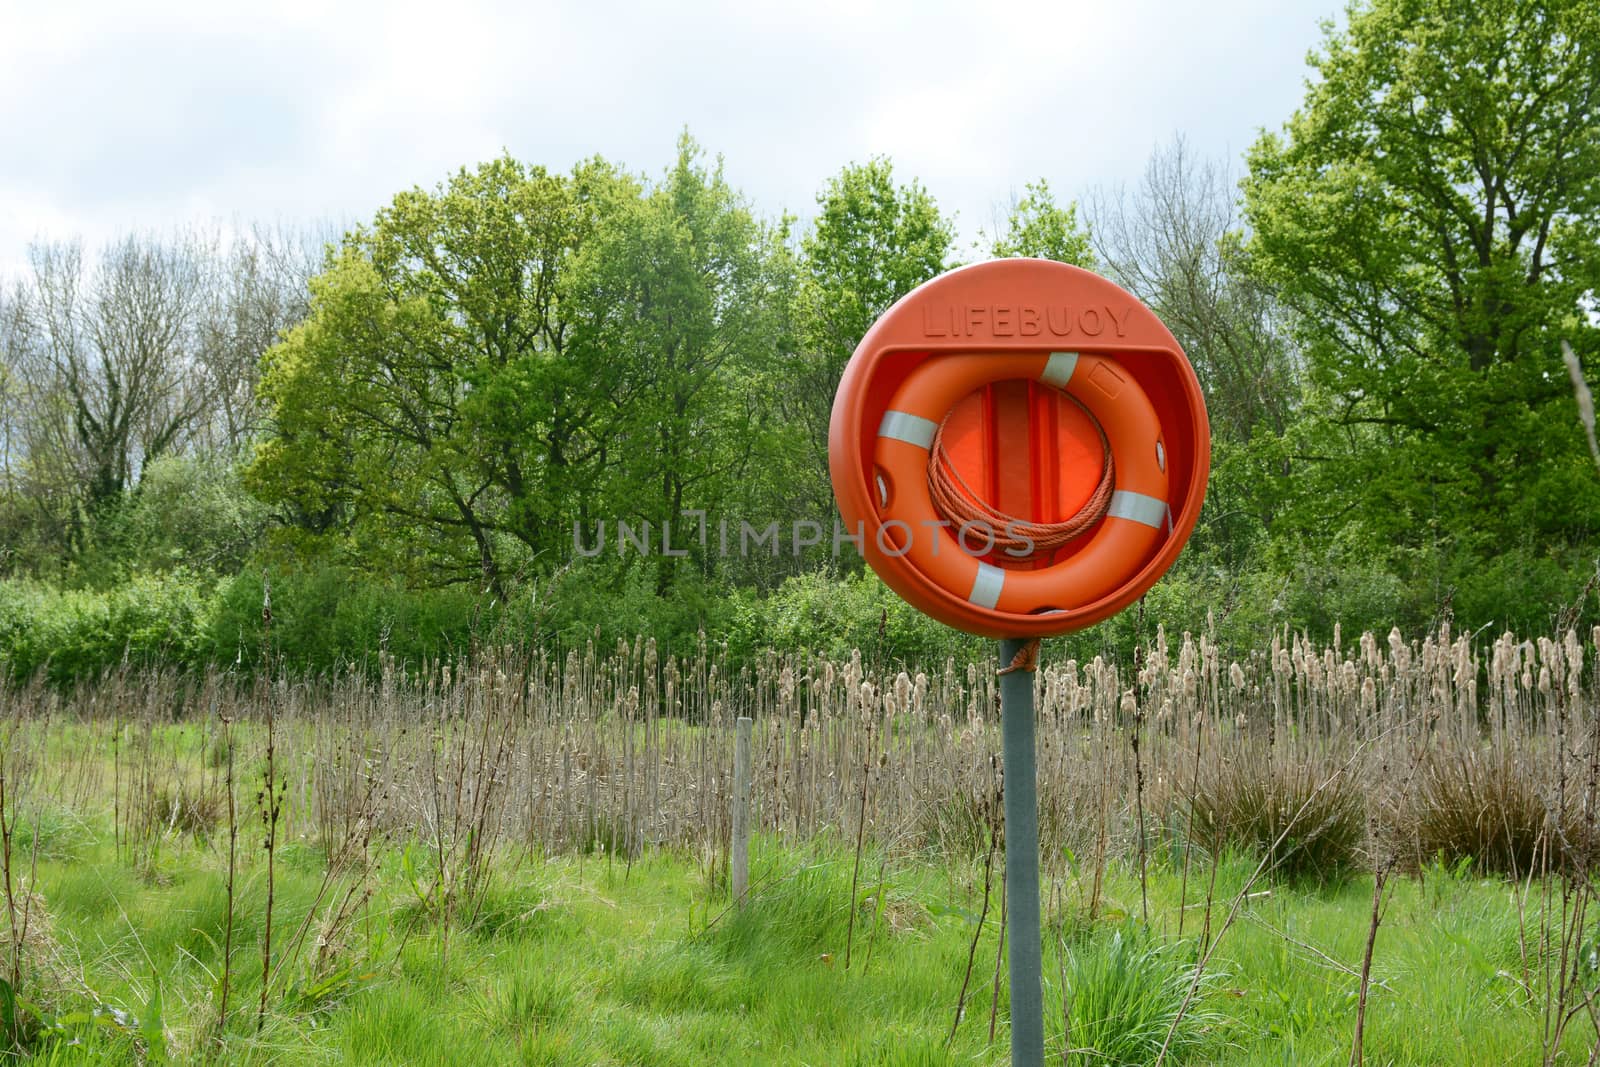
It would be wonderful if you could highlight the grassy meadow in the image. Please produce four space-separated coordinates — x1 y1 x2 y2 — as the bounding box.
3 624 1599 1064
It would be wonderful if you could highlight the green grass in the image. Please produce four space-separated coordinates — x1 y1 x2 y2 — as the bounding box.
6 830 1593 1064
3 806 1594 1063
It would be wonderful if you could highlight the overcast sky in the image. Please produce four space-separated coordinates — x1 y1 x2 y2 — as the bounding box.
0 0 1340 281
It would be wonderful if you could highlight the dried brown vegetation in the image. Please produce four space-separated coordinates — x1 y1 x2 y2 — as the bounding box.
0 622 1593 878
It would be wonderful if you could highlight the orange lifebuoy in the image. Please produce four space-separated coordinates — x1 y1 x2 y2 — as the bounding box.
828 258 1209 638
872 351 1169 616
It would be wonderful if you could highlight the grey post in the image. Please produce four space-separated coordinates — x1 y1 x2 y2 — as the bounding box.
732 715 752 904
999 638 1043 1066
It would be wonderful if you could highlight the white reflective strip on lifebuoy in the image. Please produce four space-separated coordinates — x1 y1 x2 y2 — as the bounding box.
969 562 1005 609
1040 351 1079 389
1108 491 1168 529
878 410 938 450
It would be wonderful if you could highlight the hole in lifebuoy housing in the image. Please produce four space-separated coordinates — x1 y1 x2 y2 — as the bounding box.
873 467 892 510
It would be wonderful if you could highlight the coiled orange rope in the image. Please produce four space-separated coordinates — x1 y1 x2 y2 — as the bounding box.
926 386 1114 563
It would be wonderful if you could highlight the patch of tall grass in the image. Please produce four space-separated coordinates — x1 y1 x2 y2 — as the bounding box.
1057 923 1223 1065
1190 748 1366 884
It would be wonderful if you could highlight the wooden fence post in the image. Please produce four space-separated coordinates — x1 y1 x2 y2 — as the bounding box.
732 716 752 904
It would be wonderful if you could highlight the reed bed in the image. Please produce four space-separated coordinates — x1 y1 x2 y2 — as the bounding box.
1 622 1595 876
3 621 1600 1062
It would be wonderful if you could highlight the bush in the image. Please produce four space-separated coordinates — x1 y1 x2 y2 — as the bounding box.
1447 546 1596 637
117 453 270 576
742 570 983 668
536 562 749 659
1190 748 1365 884
0 573 213 684
1410 747 1596 876
209 565 488 673
1278 548 1418 641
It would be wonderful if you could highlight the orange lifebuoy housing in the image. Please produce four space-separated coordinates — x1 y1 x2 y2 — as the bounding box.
829 258 1209 638
873 351 1169 616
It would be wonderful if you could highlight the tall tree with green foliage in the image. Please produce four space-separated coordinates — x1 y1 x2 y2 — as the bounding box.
790 159 954 517
250 144 792 597
802 160 954 362
1244 0 1600 587
990 179 1095 267
248 156 632 593
563 134 790 592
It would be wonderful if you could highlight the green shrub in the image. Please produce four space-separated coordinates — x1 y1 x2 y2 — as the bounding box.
1190 748 1365 884
208 565 487 673
1279 549 1417 641
1447 546 1595 637
744 570 983 668
118 453 270 576
1411 747 1596 876
0 573 212 684
536 561 749 659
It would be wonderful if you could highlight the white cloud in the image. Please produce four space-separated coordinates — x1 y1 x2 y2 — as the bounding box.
0 0 1336 281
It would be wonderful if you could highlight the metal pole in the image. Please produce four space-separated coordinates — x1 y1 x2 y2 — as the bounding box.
999 638 1044 1066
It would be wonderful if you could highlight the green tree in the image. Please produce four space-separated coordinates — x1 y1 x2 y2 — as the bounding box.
119 452 269 575
563 134 790 592
1243 0 1600 573
248 156 631 593
249 144 792 599
990 178 1095 267
790 159 955 517
801 158 954 371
